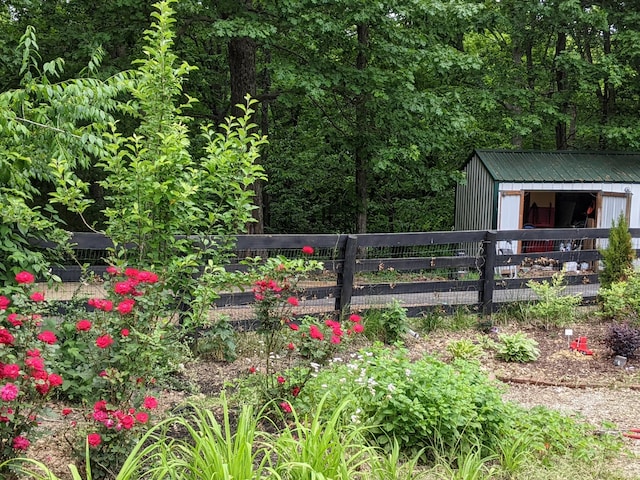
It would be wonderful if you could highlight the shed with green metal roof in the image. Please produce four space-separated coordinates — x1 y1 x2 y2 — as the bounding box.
455 150 640 235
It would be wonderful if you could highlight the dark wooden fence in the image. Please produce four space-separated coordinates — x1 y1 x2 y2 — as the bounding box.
47 227 636 317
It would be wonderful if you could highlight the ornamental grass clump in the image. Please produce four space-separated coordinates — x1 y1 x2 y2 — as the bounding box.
0 271 65 476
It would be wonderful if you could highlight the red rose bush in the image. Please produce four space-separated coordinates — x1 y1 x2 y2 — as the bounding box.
0 272 64 468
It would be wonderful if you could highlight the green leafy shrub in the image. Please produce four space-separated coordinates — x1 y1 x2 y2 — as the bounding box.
300 345 512 457
599 212 635 289
526 273 582 329
495 332 540 363
362 300 409 344
190 316 237 362
447 339 484 361
598 272 640 323
605 323 640 358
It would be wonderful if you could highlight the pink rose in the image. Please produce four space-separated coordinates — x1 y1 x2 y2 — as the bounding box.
1 383 19 401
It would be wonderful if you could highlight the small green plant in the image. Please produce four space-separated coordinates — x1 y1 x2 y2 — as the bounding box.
605 323 640 358
190 316 237 362
446 339 484 361
600 212 635 289
493 301 532 325
495 332 540 363
526 273 582 329
448 307 479 331
362 300 409 344
598 271 640 324
418 308 445 333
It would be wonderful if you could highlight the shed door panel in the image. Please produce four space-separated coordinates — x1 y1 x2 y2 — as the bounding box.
498 191 522 253
598 192 629 228
597 192 631 249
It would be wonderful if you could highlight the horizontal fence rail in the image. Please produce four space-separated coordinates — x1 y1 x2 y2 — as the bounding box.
37 228 640 318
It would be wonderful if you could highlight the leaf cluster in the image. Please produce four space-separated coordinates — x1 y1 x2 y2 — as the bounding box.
495 332 540 363
605 324 640 359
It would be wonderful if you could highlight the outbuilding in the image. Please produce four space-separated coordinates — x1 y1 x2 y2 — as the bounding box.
455 150 640 252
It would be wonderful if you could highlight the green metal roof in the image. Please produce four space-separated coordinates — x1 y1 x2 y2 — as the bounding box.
475 150 640 183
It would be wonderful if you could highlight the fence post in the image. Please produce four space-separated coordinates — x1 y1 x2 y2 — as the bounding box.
481 231 497 315
337 234 358 312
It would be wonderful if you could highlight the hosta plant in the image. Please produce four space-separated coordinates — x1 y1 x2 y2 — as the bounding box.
495 332 540 363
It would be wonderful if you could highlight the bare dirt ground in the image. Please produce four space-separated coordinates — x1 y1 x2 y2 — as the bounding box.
26 318 640 479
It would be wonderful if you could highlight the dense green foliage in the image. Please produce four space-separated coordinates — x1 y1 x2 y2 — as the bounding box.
4 0 640 238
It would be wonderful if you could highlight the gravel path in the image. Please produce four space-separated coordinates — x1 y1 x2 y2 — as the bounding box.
502 383 640 477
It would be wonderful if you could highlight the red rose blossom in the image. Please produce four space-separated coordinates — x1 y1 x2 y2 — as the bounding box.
48 373 63 387
87 433 102 447
96 335 114 349
2 364 20 379
76 319 92 332
0 296 9 310
135 411 149 424
106 266 120 275
280 401 292 413
121 328 130 337
117 299 135 315
7 314 22 327
114 281 134 295
309 325 324 341
143 396 158 410
302 246 314 255
287 296 299 306
29 291 45 302
12 436 30 450
124 268 140 278
0 329 15 345
136 270 159 283
37 331 57 345
62 408 72 416
15 271 35 284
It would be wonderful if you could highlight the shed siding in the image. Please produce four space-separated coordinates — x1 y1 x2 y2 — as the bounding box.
455 154 494 231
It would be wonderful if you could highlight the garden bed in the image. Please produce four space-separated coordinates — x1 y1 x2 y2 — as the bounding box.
25 317 640 479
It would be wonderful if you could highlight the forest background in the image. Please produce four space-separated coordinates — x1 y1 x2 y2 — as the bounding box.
2 0 640 237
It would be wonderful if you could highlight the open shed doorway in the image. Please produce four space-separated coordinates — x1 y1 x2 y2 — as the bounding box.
523 191 597 230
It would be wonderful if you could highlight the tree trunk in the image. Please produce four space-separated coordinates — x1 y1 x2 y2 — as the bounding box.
355 23 369 234
228 34 264 233
555 32 568 150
